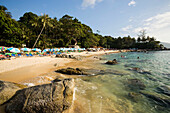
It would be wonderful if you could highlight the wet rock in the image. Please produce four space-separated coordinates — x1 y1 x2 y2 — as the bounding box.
127 79 146 90
140 91 170 107
157 86 170 96
105 59 118 65
0 80 26 105
56 68 104 76
56 67 84 75
5 78 74 113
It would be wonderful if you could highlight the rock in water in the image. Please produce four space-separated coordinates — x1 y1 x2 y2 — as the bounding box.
0 80 26 105
127 79 146 90
105 59 118 65
5 78 75 113
140 91 170 107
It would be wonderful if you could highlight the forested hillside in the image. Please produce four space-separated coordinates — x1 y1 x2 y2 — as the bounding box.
0 6 163 49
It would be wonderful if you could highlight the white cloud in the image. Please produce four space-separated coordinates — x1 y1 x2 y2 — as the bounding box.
133 12 170 42
128 0 136 6
122 25 132 31
81 0 103 8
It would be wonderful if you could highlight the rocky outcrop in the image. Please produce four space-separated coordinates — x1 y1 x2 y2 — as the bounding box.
127 79 146 90
105 59 118 65
157 85 170 96
5 78 75 113
140 91 170 107
0 80 26 105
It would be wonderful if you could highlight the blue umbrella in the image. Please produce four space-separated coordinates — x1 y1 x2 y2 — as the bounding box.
49 49 55 52
55 48 60 51
8 48 20 53
32 48 41 52
42 49 49 52
21 48 31 51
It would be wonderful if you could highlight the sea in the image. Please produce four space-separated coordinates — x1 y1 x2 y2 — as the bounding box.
74 51 170 113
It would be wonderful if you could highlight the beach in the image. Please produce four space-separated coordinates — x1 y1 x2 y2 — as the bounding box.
0 50 118 83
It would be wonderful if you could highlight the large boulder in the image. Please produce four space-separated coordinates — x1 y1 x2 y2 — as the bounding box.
5 78 75 113
0 80 26 105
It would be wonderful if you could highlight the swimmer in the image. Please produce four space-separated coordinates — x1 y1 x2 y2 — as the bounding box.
137 57 139 59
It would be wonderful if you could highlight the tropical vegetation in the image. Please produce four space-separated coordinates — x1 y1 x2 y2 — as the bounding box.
0 6 164 49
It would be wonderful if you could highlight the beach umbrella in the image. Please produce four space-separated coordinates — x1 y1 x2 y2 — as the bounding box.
55 48 60 51
21 48 31 52
7 48 20 53
32 48 41 52
0 47 8 50
42 49 49 52
49 49 55 52
5 53 12 56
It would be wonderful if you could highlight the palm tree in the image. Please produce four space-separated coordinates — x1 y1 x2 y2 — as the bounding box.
32 14 52 48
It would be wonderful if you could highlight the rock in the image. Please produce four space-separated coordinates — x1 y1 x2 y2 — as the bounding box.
127 79 146 90
99 58 106 60
56 68 103 76
0 80 26 105
54 63 57 67
5 78 75 113
105 59 118 65
157 86 170 96
140 91 170 107
56 67 83 75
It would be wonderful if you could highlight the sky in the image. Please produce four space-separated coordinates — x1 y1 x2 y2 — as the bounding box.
1 0 170 43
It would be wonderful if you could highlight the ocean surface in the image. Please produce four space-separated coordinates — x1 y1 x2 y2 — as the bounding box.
74 51 170 113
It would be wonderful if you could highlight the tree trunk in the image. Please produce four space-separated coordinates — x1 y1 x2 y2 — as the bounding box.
32 23 46 48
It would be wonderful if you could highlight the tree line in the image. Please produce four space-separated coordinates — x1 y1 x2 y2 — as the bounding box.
0 6 164 49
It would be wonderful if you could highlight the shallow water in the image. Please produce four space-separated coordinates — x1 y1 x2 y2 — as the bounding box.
74 51 170 113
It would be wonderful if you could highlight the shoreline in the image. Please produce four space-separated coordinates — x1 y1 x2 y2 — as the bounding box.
0 50 119 83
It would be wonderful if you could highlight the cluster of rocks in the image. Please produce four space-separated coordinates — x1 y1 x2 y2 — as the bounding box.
0 78 75 113
126 78 170 107
56 54 82 60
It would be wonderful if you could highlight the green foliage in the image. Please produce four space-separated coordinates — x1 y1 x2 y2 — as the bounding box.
0 6 163 49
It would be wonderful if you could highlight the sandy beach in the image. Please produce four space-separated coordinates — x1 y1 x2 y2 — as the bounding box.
0 50 119 83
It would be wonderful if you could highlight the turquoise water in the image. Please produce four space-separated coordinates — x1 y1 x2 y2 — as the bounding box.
74 51 170 113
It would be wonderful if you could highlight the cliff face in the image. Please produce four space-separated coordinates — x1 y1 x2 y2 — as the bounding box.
4 78 74 113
